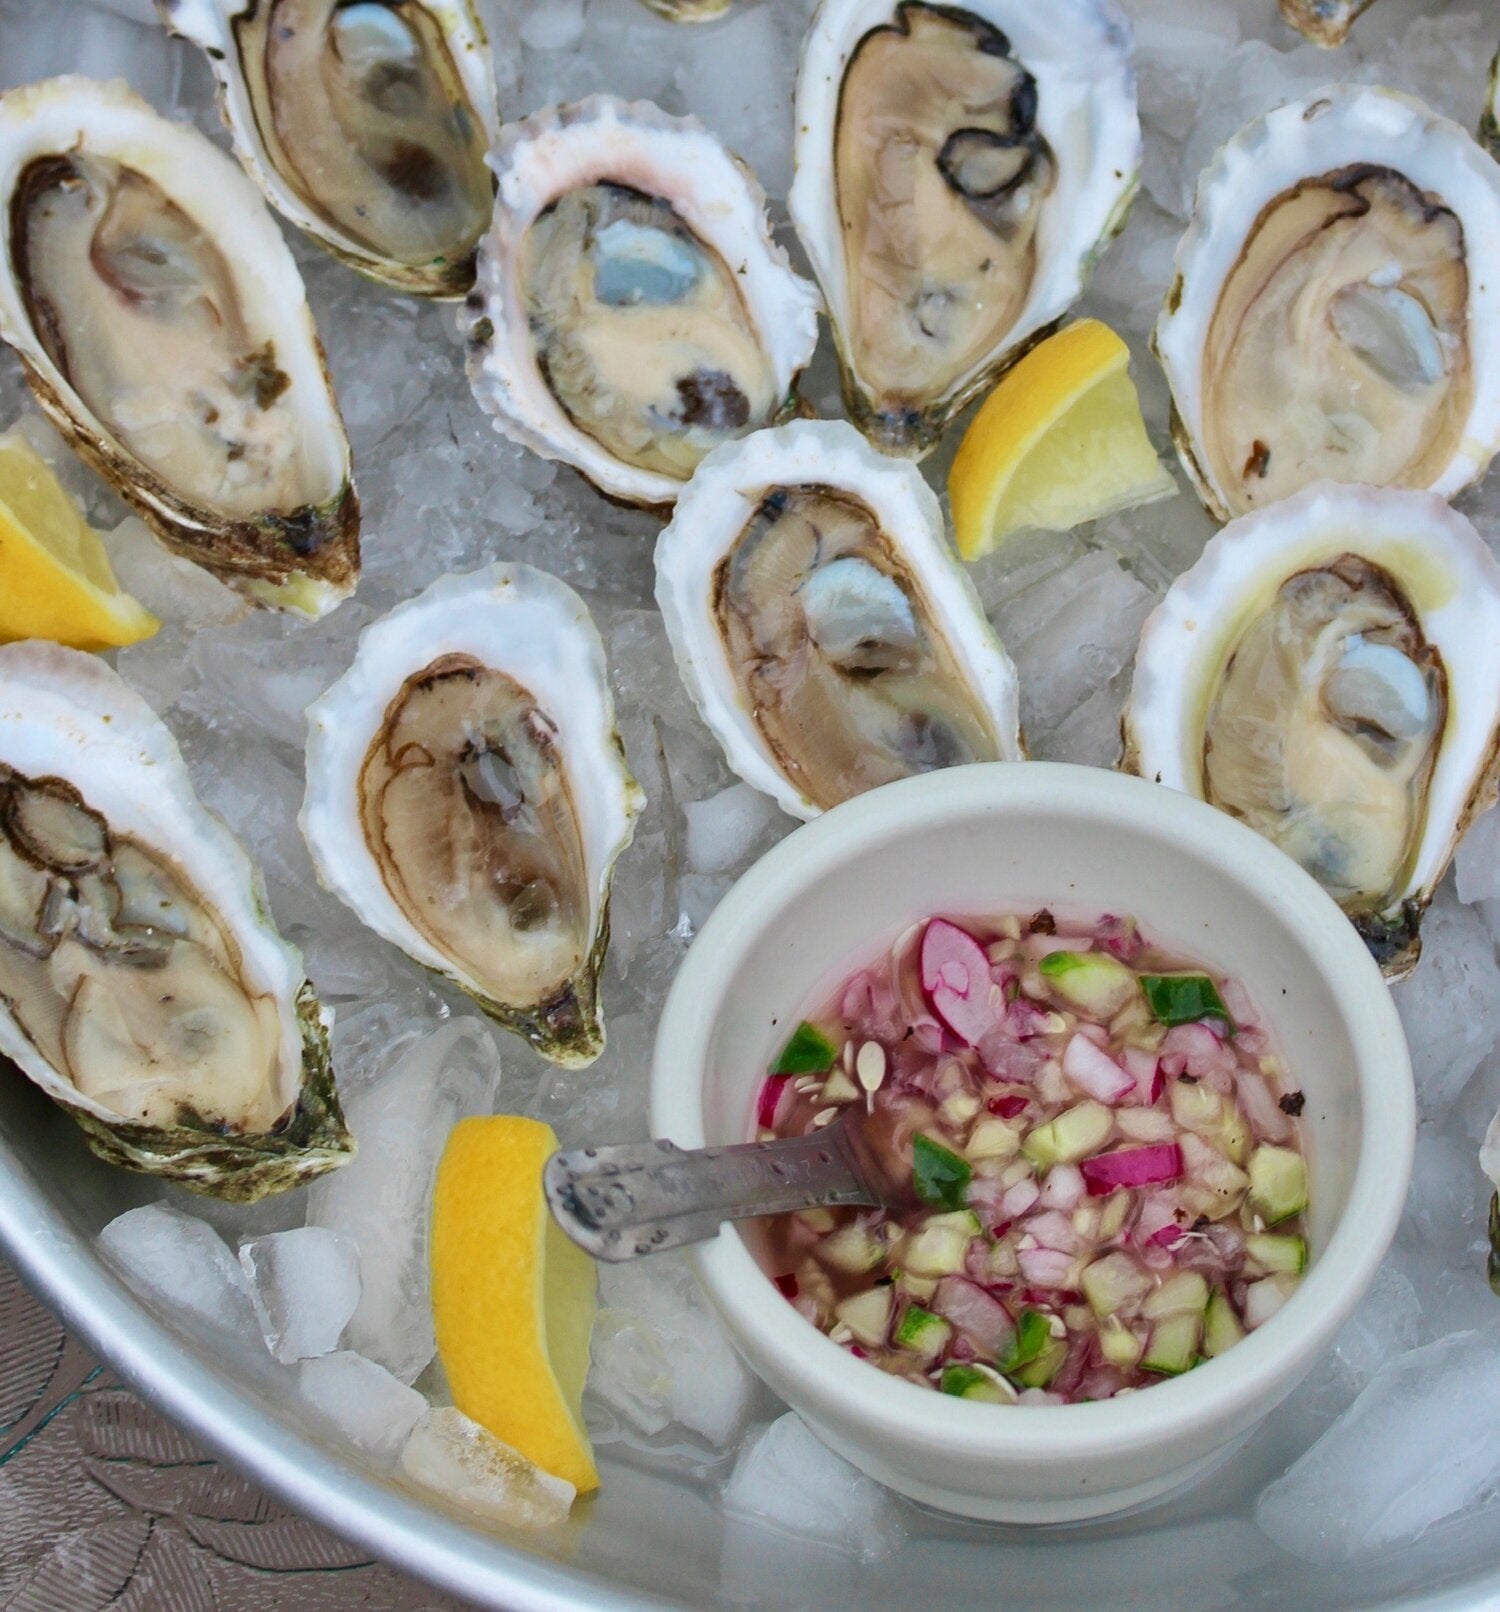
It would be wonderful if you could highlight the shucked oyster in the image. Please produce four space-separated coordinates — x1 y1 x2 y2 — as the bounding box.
0 643 349 1200
789 0 1139 457
1157 86 1500 524
655 419 1023 819
0 77 358 615
302 564 643 1068
464 98 820 509
159 0 499 297
1122 483 1500 979
1279 0 1378 47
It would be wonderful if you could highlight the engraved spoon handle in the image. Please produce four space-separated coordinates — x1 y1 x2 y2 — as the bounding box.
543 1122 877 1262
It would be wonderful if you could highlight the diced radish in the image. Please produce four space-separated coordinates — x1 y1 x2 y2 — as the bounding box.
1005 999 1055 1040
1024 1209 1081 1252
1234 1068 1292 1144
1001 1178 1041 1219
1018 1246 1074 1287
1162 1022 1236 1082
757 1075 791 1129
1062 1034 1136 1103
921 919 1001 1047
965 1175 1009 1225
988 1093 1029 1119
978 1032 1047 1083
1093 916 1146 963
1039 1163 1085 1210
1243 1274 1297 1329
1080 1144 1183 1196
933 1276 1014 1357
1121 1045 1163 1104
773 1273 798 1299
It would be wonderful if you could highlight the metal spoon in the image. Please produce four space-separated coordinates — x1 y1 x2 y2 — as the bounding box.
543 1109 908 1262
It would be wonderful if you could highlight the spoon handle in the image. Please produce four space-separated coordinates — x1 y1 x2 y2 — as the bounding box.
543 1124 875 1261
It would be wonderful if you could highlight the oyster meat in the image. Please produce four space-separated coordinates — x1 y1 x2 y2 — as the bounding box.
1122 483 1500 979
655 419 1023 819
463 97 820 508
789 0 1139 457
0 77 358 615
0 643 349 1200
635 0 731 18
1279 0 1378 47
159 0 498 297
301 563 643 1068
1156 86 1500 523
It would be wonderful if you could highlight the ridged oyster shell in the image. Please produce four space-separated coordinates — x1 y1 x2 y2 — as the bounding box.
655 418 1024 819
1156 85 1500 524
1483 43 1500 159
789 0 1140 458
301 563 643 1068
462 97 821 509
159 0 500 297
1121 483 1500 980
0 77 358 615
0 644 350 1201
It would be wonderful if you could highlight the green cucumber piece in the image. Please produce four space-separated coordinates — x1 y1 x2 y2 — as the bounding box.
1038 951 1139 1018
835 1287 894 1348
1142 1270 1209 1320
1098 1316 1145 1368
1023 1101 1113 1167
1142 1311 1203 1375
1012 1335 1068 1388
1248 1145 1308 1225
894 1303 952 1360
1202 1288 1246 1358
901 1211 981 1277
998 1308 1052 1373
1081 1251 1152 1319
940 1363 1016 1404
913 1133 973 1211
965 1117 1022 1160
1245 1233 1307 1276
818 1223 885 1275
1140 974 1232 1029
773 1022 838 1075
1169 1081 1224 1133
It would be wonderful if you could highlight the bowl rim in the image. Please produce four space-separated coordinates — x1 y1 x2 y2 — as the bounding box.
651 762 1416 1464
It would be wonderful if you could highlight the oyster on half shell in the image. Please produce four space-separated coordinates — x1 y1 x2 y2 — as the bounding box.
463 97 820 509
301 564 643 1068
1279 0 1379 46
1122 483 1500 979
159 0 499 297
790 0 1139 458
0 77 358 615
1157 86 1500 524
0 643 350 1201
655 419 1023 819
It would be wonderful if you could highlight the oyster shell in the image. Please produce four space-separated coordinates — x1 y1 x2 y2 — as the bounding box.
1279 0 1377 47
1122 483 1500 980
158 0 499 297
655 418 1024 819
1484 43 1500 160
301 563 643 1068
0 77 358 616
1156 85 1500 524
789 0 1139 458
0 643 350 1201
463 97 821 509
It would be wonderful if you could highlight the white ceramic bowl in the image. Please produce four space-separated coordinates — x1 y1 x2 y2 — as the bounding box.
651 763 1415 1524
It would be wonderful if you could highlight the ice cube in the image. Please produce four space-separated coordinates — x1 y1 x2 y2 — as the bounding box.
1257 1331 1500 1563
400 1406 575 1530
685 783 781 876
1327 1263 1422 1390
298 1352 427 1466
97 1203 258 1345
723 1414 907 1562
1393 893 1500 1118
1455 807 1500 907
307 1019 501 1383
520 0 584 51
239 1227 362 1364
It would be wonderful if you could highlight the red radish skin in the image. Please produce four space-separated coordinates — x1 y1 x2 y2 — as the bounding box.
1081 1144 1183 1196
757 1075 791 1129
921 919 1004 1046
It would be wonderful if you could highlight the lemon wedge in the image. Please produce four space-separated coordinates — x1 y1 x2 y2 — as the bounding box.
431 1115 599 1495
0 433 158 650
949 320 1177 561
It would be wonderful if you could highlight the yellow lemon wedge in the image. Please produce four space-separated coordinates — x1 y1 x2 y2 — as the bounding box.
949 320 1177 561
431 1115 599 1495
0 433 158 651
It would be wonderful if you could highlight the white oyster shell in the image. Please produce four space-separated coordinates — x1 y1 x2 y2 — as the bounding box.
789 0 1140 458
462 96 821 509
654 418 1024 820
0 77 357 615
159 0 500 297
1156 85 1500 523
301 562 644 1068
1122 482 1500 980
0 643 348 1200
1483 43 1500 159
1278 0 1378 47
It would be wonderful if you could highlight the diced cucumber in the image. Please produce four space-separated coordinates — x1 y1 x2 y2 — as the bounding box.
900 1274 938 1303
1245 1233 1307 1277
1202 1288 1245 1358
940 1363 1018 1404
1248 1146 1308 1225
773 1022 838 1074
796 1207 838 1233
1243 1273 1299 1329
1039 951 1139 1018
820 1068 860 1103
1012 1335 1068 1389
1140 974 1231 1029
966 1117 1022 1160
895 1303 952 1360
1081 1251 1152 1319
913 1133 973 1210
900 1211 981 1277
1142 1270 1209 1320
1216 1102 1252 1167
1098 1316 1145 1368
940 1091 983 1127
818 1223 885 1275
1142 1310 1203 1375
835 1286 894 1348
1023 1101 1113 1167
1169 1081 1224 1134
998 1308 1053 1374
1097 1189 1133 1241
